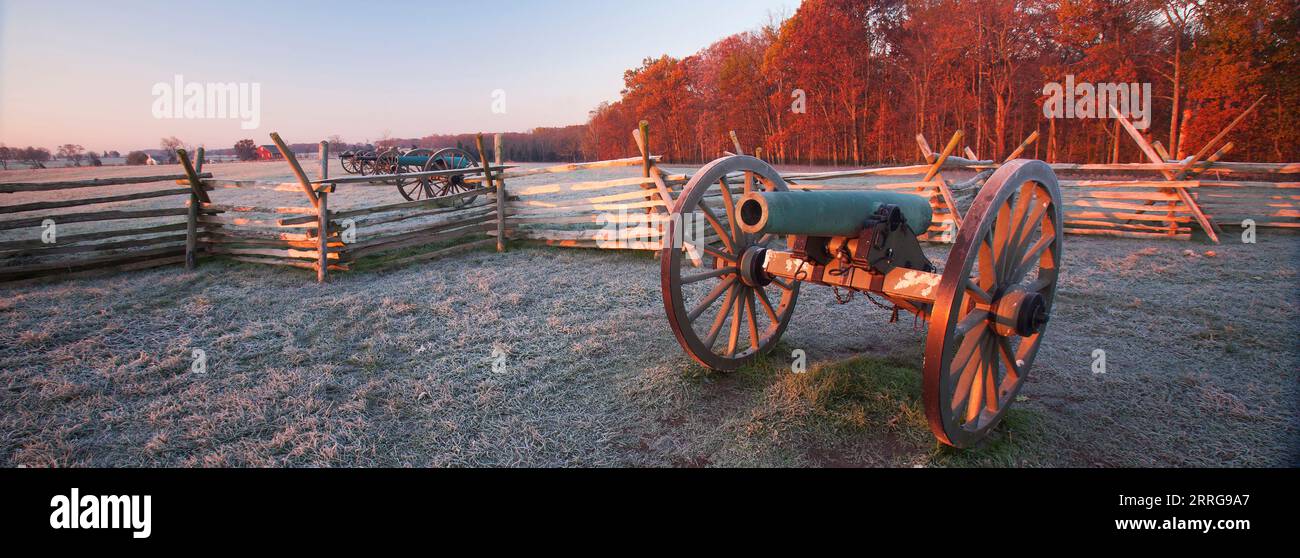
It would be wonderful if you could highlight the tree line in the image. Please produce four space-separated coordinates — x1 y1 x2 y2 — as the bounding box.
11 1 1292 171
583 0 1298 165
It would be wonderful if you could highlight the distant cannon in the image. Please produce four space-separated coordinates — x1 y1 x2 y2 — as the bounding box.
339 147 480 203
660 156 1063 447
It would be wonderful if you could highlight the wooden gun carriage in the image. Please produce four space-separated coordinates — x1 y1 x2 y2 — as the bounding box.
660 156 1063 447
339 147 479 202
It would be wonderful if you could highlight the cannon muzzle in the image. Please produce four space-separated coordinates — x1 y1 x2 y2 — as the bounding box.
737 190 934 237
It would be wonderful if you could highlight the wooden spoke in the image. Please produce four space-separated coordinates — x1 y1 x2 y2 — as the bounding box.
977 234 997 291
743 171 754 196
992 199 1014 281
704 285 740 348
1007 181 1036 252
966 279 993 304
717 178 740 244
950 348 982 415
924 160 1061 447
744 289 761 351
965 351 986 423
1013 195 1051 256
688 276 735 322
983 344 1000 413
755 285 780 323
955 309 989 336
996 335 1020 384
682 266 737 284
1016 332 1044 366
951 322 987 374
663 155 797 371
726 287 745 357
1010 229 1055 284
696 242 736 263
696 201 735 253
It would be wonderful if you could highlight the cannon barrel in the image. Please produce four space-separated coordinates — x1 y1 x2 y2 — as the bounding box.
396 155 435 166
737 190 934 237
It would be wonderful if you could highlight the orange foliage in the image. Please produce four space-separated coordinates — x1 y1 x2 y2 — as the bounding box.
583 0 1298 164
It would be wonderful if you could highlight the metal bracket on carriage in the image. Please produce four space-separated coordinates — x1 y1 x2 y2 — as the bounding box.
849 204 935 275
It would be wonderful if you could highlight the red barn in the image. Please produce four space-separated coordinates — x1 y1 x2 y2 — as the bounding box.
255 145 279 160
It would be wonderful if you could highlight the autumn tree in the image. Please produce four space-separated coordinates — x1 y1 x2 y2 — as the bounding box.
581 0 1296 164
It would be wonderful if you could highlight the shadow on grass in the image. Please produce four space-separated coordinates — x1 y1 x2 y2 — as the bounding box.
682 350 1048 467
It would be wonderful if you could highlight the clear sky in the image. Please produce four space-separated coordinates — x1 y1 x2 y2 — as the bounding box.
0 0 799 153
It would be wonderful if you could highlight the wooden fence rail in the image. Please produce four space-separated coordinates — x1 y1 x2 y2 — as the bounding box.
0 172 213 284
3 118 1297 285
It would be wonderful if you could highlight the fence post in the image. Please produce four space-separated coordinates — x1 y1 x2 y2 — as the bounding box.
269 132 320 208
476 133 505 252
317 141 329 283
493 134 506 251
639 121 651 178
176 148 209 270
185 193 198 270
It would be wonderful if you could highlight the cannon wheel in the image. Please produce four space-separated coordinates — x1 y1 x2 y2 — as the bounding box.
923 159 1063 447
340 152 360 174
396 149 438 201
662 155 799 371
422 147 479 206
356 151 376 176
374 149 400 180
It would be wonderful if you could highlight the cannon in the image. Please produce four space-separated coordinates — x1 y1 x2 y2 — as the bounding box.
339 147 479 203
660 156 1062 447
338 149 370 174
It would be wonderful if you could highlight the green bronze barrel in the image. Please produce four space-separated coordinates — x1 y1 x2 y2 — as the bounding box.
737 190 933 237
396 155 434 166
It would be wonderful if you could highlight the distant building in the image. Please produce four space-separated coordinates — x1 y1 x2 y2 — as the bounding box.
256 145 278 160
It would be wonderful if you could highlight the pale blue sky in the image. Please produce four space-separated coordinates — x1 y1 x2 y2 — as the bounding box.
0 0 799 152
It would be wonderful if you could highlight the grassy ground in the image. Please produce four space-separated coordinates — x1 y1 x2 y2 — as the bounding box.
1 231 1295 467
2 161 1296 467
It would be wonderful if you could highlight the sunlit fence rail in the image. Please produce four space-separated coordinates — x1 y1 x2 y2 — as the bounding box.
0 168 215 284
2 120 1296 286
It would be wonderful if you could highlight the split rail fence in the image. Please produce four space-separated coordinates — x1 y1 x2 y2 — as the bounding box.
1 119 1296 286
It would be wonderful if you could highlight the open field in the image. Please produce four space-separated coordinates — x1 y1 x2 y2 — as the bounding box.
1 162 1297 467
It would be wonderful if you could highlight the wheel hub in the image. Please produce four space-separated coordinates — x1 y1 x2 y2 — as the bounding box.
739 246 770 287
992 289 1048 337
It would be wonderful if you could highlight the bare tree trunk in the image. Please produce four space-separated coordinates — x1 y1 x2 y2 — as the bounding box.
1176 106 1194 159
1112 118 1121 163
1048 117 1057 163
1168 21 1182 156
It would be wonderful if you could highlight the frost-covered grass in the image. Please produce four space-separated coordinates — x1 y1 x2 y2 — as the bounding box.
1 162 1296 467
